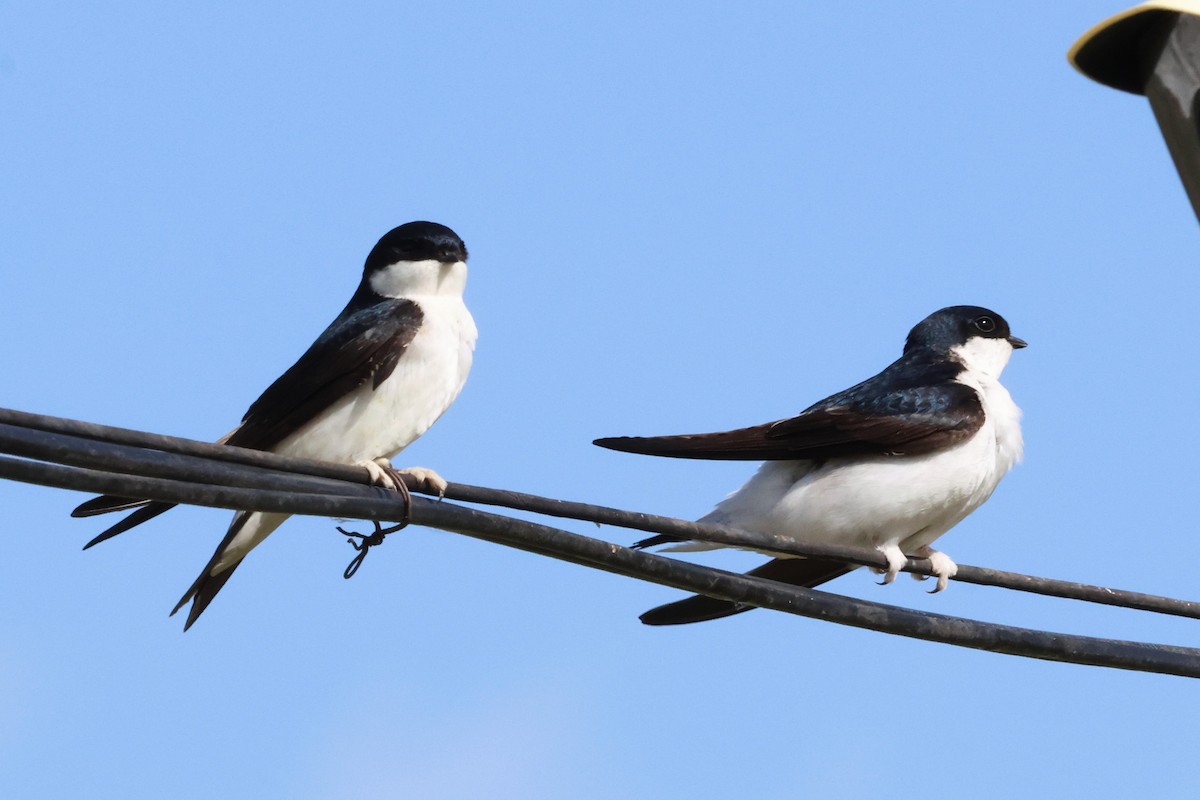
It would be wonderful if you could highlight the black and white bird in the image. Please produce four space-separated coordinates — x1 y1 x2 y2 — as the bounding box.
73 221 478 630
595 305 1025 626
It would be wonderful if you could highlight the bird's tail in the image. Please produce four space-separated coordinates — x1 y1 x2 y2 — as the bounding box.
169 511 253 631
171 510 288 631
639 557 855 625
172 559 243 632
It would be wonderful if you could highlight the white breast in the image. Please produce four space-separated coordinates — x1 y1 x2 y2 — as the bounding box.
274 290 477 464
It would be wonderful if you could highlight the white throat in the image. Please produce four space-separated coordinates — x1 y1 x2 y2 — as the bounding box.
368 259 468 299
950 336 1013 379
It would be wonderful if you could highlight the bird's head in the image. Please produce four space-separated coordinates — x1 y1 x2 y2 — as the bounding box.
363 221 469 298
904 306 1026 378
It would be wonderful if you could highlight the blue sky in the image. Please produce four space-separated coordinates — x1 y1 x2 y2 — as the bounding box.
2 2 1199 798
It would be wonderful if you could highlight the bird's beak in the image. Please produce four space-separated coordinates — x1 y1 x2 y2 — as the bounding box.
1007 336 1028 349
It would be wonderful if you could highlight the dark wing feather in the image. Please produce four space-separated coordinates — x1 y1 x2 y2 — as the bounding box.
632 533 684 549
72 495 153 518
639 557 855 625
596 423 802 461
81 502 175 549
228 297 423 451
70 298 423 542
595 354 984 461
70 428 242 520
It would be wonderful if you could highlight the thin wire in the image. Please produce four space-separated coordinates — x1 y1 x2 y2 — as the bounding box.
338 519 409 579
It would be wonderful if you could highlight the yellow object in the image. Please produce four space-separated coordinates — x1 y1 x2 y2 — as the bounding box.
1069 1 1200 93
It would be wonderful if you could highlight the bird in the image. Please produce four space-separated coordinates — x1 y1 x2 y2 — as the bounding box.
594 305 1025 626
72 220 478 630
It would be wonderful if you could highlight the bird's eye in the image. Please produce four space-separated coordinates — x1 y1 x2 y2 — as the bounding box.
974 316 996 333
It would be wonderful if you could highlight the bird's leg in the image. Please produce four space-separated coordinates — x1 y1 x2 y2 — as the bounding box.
910 545 958 593
873 543 909 586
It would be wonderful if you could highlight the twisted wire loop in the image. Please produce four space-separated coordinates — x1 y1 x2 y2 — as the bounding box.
338 520 409 579
2 406 1200 678
338 480 412 579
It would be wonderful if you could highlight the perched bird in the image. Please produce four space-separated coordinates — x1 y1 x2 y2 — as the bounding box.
595 305 1025 626
73 221 478 630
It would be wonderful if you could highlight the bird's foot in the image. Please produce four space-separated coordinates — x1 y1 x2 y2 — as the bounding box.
362 459 412 513
873 544 909 586
391 464 449 498
361 459 449 498
360 457 402 491
910 545 958 593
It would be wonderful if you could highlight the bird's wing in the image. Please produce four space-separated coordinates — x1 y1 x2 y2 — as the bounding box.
70 298 423 536
595 359 983 461
227 297 423 451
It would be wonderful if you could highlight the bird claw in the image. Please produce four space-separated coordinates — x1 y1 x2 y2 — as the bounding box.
875 544 908 586
395 465 449 498
361 458 400 490
362 459 448 498
914 546 958 593
872 545 957 592
357 458 415 517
